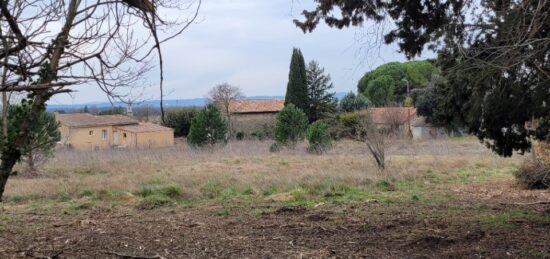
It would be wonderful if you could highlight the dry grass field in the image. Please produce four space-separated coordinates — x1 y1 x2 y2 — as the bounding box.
1 138 549 258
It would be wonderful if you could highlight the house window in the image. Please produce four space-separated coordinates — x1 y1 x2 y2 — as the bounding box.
101 129 107 140
89 130 93 136
123 133 127 138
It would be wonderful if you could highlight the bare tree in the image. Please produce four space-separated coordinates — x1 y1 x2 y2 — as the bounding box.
0 0 201 201
207 83 242 136
356 114 387 170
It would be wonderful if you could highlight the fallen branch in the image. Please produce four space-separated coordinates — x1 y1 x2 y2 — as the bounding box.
101 251 166 259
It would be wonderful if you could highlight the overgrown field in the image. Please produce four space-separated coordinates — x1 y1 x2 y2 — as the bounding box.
1 138 549 258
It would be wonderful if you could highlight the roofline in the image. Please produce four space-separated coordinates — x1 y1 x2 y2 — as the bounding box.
114 126 173 133
230 111 280 114
62 122 137 128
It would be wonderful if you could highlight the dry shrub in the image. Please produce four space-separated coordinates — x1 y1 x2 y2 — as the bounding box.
514 159 550 189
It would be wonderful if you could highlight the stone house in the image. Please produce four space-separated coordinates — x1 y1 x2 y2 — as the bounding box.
367 107 417 135
227 99 285 137
410 116 450 140
56 113 173 150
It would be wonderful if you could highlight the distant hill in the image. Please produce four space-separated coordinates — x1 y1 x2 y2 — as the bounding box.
47 93 348 111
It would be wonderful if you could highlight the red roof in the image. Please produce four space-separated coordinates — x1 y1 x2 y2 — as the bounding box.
228 99 285 114
56 113 137 128
367 107 417 125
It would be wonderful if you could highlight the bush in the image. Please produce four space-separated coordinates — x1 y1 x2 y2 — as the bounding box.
306 121 332 154
235 132 245 140
273 104 308 149
251 124 274 141
162 107 199 137
338 110 369 138
514 160 550 189
339 91 370 112
187 104 228 148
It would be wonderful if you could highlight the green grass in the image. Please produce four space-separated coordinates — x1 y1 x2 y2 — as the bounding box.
6 161 517 214
480 209 550 229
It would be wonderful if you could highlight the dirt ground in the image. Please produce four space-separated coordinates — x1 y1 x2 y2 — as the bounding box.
1 192 549 258
1 139 549 258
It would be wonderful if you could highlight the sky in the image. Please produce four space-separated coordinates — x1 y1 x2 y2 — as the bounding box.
49 1 431 105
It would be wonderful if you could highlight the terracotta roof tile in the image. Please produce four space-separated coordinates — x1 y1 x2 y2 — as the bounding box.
115 123 172 133
56 113 138 128
228 99 285 114
367 107 417 125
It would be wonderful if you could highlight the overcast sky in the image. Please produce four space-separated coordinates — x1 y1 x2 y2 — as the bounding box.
49 1 431 105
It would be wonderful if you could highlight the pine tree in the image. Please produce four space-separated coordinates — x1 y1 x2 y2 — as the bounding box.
0 103 60 171
306 60 337 122
187 104 228 148
284 48 309 115
272 104 308 149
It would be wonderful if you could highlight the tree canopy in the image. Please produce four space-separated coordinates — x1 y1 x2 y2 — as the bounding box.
339 92 370 112
296 0 549 156
187 104 227 148
0 103 60 171
358 61 438 106
285 48 309 114
306 60 337 122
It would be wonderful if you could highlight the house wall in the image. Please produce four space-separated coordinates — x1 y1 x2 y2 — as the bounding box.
60 126 115 151
135 131 174 148
412 126 449 140
230 113 277 136
115 128 174 148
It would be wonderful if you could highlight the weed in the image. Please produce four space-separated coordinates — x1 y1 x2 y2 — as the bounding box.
242 186 255 195
375 180 396 191
216 207 231 216
200 181 224 199
220 188 238 199
78 189 95 198
137 195 174 210
262 185 278 196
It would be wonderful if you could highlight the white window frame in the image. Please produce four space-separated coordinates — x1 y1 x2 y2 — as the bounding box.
101 129 107 140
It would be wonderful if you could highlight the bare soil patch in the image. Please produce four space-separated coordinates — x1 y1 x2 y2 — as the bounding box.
1 196 549 258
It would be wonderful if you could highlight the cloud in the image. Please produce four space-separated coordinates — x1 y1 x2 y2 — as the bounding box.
51 1 428 104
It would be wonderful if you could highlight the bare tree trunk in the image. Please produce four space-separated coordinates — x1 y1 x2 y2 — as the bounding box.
1 92 6 138
27 151 35 171
0 153 16 201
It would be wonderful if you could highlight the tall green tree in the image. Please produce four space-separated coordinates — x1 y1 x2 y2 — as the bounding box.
295 0 549 156
0 103 60 171
162 107 199 137
187 104 228 148
306 60 337 122
339 92 370 112
357 61 438 106
285 48 309 114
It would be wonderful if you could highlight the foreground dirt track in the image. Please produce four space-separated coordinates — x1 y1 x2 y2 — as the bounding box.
1 200 549 258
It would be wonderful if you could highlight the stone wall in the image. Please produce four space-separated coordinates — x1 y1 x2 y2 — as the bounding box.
230 113 277 137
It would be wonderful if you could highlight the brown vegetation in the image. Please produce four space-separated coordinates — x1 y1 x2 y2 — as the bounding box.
1 138 548 258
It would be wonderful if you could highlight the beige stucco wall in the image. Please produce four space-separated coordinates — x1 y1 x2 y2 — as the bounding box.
230 113 277 136
115 128 174 148
60 125 174 150
60 125 115 151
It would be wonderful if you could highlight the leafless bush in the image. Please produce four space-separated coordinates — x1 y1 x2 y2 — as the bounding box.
515 159 550 189
355 114 388 170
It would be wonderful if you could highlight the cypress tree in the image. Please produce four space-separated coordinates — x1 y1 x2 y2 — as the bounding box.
284 48 309 115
